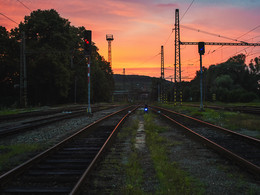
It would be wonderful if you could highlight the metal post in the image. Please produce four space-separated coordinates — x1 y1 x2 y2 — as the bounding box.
20 32 24 107
74 76 77 104
71 55 77 104
23 32 27 107
158 83 160 103
174 9 181 105
20 31 27 107
200 54 203 111
87 57 91 114
161 45 164 103
161 45 164 79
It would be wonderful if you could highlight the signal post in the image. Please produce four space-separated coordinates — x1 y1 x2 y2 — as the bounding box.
198 42 205 111
84 30 92 115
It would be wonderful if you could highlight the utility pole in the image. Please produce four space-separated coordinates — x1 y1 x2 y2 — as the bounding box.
161 45 164 103
198 42 205 111
174 9 182 105
20 32 23 107
23 31 27 107
20 31 27 107
71 55 77 104
123 68 126 92
161 45 164 79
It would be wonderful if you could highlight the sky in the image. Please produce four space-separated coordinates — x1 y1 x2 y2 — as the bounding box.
1 0 260 81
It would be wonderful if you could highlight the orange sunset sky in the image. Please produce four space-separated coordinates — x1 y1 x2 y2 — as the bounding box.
1 0 260 81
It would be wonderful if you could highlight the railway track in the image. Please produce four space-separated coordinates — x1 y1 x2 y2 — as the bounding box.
0 105 119 138
0 104 119 122
186 104 260 115
0 105 138 194
0 105 87 122
151 106 260 178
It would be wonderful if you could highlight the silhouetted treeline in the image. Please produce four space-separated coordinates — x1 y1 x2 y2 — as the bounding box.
0 9 114 107
184 54 260 102
148 54 259 103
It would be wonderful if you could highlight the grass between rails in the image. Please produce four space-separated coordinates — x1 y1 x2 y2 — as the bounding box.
118 115 145 194
0 144 40 173
0 107 40 116
120 111 204 194
144 113 205 195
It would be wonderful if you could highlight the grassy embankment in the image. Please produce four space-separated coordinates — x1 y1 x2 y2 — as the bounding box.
159 103 260 139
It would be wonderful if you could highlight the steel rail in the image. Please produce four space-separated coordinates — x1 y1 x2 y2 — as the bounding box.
0 105 120 137
0 105 86 121
0 105 137 193
70 106 138 194
152 105 259 143
0 104 119 121
151 106 260 178
184 104 260 115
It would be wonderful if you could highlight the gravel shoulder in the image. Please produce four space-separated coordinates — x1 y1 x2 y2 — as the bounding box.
0 106 124 174
157 116 260 194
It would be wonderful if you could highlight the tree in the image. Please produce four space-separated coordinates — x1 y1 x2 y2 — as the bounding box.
14 9 73 105
0 9 114 106
189 54 259 103
0 26 20 106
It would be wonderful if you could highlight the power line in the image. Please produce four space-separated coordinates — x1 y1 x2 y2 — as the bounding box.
16 0 32 12
208 26 260 55
0 13 19 25
180 24 260 65
181 25 245 43
236 25 260 40
133 53 161 68
163 30 173 46
180 0 195 21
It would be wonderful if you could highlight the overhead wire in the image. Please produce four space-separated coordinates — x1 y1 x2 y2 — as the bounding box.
181 24 260 66
218 40 260 64
0 13 19 25
180 25 246 43
207 24 260 55
16 0 32 12
207 26 260 64
235 25 260 40
0 0 33 26
163 30 173 46
137 53 161 66
180 0 195 22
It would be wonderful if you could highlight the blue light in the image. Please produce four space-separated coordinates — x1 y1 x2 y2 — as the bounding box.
144 108 148 111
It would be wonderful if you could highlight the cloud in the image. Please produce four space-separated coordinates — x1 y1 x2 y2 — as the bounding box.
156 3 178 8
1 0 260 79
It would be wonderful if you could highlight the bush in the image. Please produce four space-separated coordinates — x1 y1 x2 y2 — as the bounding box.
228 88 246 102
240 92 258 102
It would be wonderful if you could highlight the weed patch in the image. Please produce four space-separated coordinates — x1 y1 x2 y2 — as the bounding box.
158 104 260 138
144 113 205 194
0 144 40 172
120 117 145 194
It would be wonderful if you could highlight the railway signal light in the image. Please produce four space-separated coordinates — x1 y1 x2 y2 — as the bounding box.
198 42 205 55
84 30 92 55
